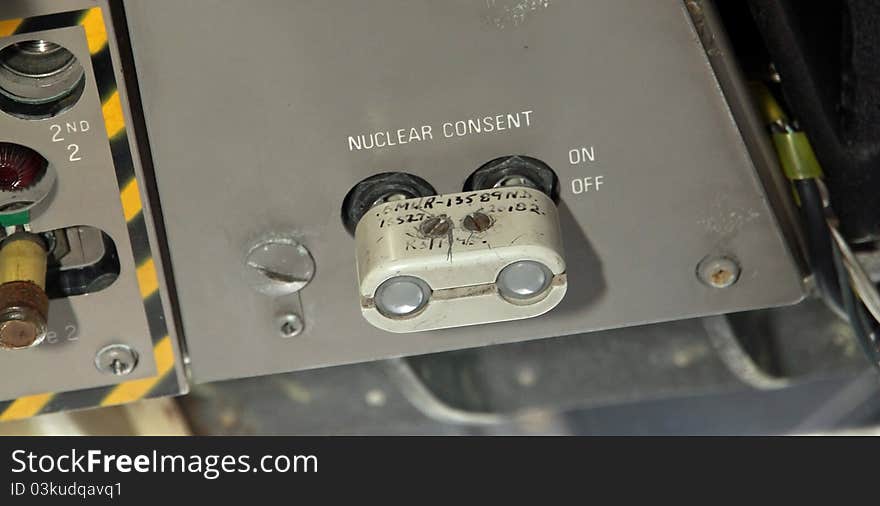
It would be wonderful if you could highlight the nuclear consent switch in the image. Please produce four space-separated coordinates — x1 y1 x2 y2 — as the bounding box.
355 187 567 332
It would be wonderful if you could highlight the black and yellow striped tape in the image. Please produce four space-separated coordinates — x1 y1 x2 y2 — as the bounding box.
0 7 180 421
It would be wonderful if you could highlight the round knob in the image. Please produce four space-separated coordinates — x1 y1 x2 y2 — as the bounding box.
374 276 431 318
496 261 554 302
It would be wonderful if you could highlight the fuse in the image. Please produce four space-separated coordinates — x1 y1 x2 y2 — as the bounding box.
0 232 49 349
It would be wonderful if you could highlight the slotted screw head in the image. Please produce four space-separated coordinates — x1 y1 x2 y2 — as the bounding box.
462 211 493 233
277 313 304 338
245 233 315 297
419 215 452 237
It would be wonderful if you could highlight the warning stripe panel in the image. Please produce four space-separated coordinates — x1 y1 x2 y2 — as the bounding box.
136 258 159 300
14 11 81 34
0 7 182 421
79 8 108 54
102 90 126 139
120 177 144 222
101 336 175 407
0 393 53 422
0 330 178 421
0 19 21 37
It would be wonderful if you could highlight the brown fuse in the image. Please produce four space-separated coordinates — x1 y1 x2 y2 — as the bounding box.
0 233 49 349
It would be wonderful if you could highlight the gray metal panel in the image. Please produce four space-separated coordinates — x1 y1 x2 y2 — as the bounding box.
123 0 804 382
0 0 188 403
0 26 157 398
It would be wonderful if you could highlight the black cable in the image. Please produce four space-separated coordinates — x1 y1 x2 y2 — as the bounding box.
757 86 880 367
832 239 880 369
793 179 844 314
794 179 880 368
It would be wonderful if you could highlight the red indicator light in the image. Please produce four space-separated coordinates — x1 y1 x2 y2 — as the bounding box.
0 143 47 192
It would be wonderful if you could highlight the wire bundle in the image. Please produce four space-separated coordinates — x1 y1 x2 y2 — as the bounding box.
756 84 880 369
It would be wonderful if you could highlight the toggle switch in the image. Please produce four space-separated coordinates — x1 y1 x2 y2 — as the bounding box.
355 187 567 332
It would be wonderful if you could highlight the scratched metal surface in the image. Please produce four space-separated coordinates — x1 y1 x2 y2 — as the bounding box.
123 0 804 382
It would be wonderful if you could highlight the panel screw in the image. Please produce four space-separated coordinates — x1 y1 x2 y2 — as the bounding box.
697 256 740 288
245 233 315 297
95 344 138 376
277 313 304 338
462 211 493 232
419 215 452 237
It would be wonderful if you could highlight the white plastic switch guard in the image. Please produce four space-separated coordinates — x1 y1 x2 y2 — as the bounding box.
355 187 567 332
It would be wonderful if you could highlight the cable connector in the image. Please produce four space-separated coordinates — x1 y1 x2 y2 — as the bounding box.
772 132 824 181
751 82 824 181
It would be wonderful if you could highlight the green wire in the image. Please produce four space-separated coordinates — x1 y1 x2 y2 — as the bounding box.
0 210 29 228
